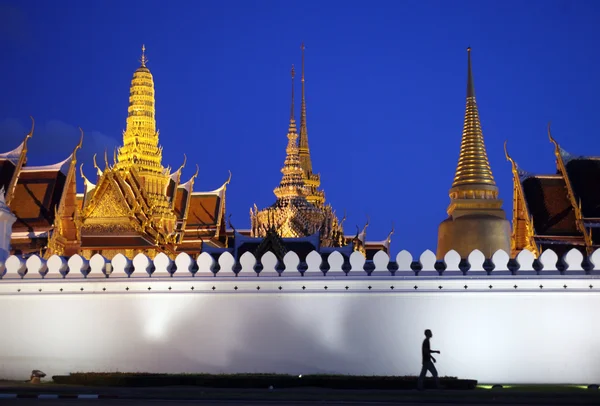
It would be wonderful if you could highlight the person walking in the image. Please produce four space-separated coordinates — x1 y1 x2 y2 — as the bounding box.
417 329 441 390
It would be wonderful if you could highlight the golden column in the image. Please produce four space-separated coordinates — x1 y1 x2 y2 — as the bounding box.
436 47 511 259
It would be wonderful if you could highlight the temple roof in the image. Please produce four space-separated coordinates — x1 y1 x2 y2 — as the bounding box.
11 169 67 232
563 157 600 219
520 175 580 237
184 184 226 231
22 154 72 175
0 142 24 165
0 159 16 192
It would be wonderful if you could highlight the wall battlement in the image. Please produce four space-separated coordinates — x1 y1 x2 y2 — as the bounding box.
1 248 600 281
1 247 599 385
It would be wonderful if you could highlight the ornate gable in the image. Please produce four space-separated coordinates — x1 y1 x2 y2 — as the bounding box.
84 174 131 219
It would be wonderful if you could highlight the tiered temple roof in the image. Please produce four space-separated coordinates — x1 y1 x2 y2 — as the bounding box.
76 46 229 259
507 125 599 257
0 120 81 255
2 46 229 259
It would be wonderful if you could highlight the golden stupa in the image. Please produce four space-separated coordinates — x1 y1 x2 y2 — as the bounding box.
436 48 511 259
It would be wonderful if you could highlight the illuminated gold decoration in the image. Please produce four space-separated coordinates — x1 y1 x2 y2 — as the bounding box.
250 65 344 247
437 47 510 259
75 46 181 259
5 116 34 206
46 129 84 258
504 141 538 257
449 47 498 202
547 123 593 254
298 43 325 207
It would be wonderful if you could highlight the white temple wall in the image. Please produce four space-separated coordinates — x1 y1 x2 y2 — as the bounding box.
0 248 599 384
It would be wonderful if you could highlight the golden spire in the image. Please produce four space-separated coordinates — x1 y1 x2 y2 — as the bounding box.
140 44 148 67
449 47 498 200
298 42 313 176
273 65 307 201
116 44 164 174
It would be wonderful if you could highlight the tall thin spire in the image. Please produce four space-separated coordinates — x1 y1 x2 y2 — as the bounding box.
273 65 306 201
290 65 295 122
140 44 148 67
437 47 510 260
117 45 163 174
298 42 313 176
450 47 497 199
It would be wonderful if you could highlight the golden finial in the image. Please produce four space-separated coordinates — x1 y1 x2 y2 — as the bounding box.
104 149 109 170
387 222 395 244
466 46 475 98
290 64 296 120
362 215 370 232
503 140 513 164
92 153 100 174
26 116 35 141
301 42 305 82
547 121 557 145
177 154 187 173
228 213 237 234
225 170 232 185
79 163 93 187
71 127 84 164
140 44 148 67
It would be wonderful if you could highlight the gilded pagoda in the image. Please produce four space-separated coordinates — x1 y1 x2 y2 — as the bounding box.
506 124 600 258
241 45 391 261
436 48 511 259
0 46 230 259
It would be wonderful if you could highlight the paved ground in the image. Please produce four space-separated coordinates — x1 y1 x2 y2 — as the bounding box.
0 401 590 406
0 382 599 405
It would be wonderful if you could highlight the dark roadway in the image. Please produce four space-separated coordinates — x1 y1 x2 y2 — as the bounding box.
0 399 597 405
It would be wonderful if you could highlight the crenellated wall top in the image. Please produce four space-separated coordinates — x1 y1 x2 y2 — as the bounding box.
0 248 600 280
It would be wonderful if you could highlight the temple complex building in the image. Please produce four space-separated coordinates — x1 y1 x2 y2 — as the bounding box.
226 46 392 262
1 46 229 259
436 48 511 259
0 120 82 256
505 125 600 258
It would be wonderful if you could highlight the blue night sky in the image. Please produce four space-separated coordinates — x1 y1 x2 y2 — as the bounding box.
1 0 599 256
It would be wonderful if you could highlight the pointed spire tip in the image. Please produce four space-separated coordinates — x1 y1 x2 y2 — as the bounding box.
140 44 148 67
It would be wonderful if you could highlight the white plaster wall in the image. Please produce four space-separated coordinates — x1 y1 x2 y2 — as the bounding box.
0 277 599 384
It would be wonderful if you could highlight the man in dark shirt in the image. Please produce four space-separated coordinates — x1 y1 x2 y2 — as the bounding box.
417 329 441 390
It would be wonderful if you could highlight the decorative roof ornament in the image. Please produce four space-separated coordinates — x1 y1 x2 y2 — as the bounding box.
504 140 534 181
140 44 148 67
